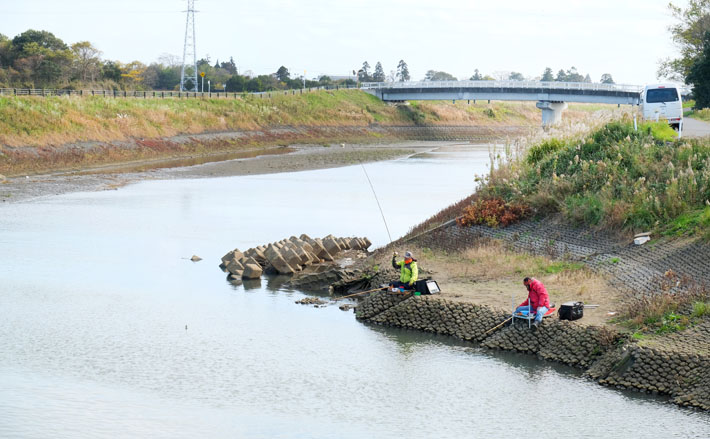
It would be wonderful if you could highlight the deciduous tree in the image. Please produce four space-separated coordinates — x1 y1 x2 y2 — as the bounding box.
71 41 101 82
221 57 238 75
659 0 710 80
687 31 710 108
0 33 11 68
101 60 122 82
11 29 67 60
225 74 247 92
120 61 147 88
275 65 290 82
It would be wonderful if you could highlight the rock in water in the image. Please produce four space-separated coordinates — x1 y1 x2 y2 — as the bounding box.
190 255 202 262
242 263 263 279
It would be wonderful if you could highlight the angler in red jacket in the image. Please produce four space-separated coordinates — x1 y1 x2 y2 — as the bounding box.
516 277 550 327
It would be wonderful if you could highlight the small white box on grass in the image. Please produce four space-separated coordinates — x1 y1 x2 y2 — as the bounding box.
634 236 650 245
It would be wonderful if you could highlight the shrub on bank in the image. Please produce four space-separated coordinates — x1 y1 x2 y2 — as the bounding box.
456 198 530 228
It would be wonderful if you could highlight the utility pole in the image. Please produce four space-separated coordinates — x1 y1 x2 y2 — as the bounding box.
179 0 198 92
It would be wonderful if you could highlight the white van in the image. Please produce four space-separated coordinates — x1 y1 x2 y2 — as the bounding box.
641 84 683 131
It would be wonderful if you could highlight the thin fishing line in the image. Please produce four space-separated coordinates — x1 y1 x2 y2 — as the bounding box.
359 161 393 243
345 143 392 243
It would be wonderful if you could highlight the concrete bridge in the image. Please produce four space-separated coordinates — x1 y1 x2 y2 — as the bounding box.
361 80 643 126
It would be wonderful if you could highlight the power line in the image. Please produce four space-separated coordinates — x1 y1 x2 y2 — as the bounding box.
0 10 182 14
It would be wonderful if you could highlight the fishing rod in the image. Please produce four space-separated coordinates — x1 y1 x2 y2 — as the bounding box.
483 317 512 336
334 286 387 300
345 143 393 243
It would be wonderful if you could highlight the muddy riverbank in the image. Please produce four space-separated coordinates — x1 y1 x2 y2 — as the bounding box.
0 141 445 203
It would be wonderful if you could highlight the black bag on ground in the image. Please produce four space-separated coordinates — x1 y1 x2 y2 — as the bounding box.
414 278 441 295
558 301 584 321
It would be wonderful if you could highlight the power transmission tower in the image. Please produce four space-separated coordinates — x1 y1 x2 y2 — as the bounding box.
179 0 198 92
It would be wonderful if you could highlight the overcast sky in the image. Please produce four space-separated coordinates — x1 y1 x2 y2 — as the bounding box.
0 0 688 84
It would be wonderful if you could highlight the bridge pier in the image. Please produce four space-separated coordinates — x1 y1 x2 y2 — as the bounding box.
536 101 567 127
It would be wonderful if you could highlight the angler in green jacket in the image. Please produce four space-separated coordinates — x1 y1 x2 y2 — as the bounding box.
390 251 418 290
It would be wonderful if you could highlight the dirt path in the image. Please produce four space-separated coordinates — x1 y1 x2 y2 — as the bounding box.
370 242 621 327
684 117 710 137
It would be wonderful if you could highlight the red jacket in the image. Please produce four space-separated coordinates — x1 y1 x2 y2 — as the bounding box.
519 278 550 310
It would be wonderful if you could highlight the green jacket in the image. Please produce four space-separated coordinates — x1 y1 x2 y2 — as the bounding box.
393 258 418 284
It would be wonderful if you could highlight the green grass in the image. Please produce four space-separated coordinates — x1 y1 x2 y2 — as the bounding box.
655 312 689 334
639 121 678 142
692 301 710 318
540 260 585 274
663 206 710 239
687 108 710 122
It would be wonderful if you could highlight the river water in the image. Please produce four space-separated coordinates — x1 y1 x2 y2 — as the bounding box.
1 143 708 438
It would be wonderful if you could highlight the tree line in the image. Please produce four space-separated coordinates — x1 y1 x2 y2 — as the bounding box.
0 29 355 92
356 60 410 82
358 61 615 84
661 0 710 108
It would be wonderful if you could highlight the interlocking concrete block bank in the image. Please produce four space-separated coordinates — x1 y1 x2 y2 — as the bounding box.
587 321 710 411
356 291 710 411
357 295 508 342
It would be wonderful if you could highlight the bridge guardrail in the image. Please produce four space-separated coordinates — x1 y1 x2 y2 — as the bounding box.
360 80 646 94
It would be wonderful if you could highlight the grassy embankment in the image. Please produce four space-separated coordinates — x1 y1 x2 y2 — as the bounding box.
0 89 580 176
407 117 710 334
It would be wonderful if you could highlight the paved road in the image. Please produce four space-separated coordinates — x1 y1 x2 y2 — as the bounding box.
683 117 710 138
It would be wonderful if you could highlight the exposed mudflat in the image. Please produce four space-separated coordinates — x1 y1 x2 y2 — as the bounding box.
0 142 452 203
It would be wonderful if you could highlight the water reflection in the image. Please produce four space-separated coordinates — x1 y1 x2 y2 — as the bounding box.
264 274 293 292
242 278 262 290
